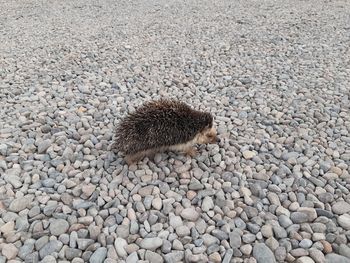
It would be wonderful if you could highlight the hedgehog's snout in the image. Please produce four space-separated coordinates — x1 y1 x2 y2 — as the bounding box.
200 126 218 144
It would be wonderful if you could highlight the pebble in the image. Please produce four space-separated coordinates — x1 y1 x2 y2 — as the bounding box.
1 244 18 260
89 247 107 263
253 243 276 263
163 251 184 263
114 238 127 258
332 201 350 214
202 196 214 212
139 237 163 250
229 231 242 248
9 196 33 212
338 214 350 230
126 252 139 263
243 150 256 159
49 219 69 236
296 256 315 263
176 226 190 237
325 254 350 263
339 244 350 259
37 139 51 153
145 250 164 263
180 207 200 221
300 239 313 249
309 248 326 263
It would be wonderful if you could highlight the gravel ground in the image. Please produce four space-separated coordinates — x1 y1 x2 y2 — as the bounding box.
1 0 350 262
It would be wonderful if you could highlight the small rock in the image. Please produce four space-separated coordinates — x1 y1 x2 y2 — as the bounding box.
89 247 107 263
49 219 69 236
145 250 164 263
114 238 127 258
243 150 256 159
180 207 200 221
82 184 96 197
126 252 139 263
139 237 163 251
0 221 15 234
325 253 350 263
65 248 82 260
296 256 315 263
339 244 350 259
253 243 276 263
275 246 287 262
338 214 350 230
1 243 18 260
202 196 214 212
300 239 313 249
9 196 33 212
163 251 184 263
229 231 242 248
309 248 326 263
241 244 253 255
332 201 350 215
37 139 51 153
222 249 233 263
209 252 221 263
176 225 190 237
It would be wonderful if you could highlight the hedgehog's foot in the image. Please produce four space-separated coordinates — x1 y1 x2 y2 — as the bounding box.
185 146 198 158
125 153 144 165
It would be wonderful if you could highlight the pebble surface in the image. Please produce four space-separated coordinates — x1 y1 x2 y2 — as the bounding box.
1 0 350 262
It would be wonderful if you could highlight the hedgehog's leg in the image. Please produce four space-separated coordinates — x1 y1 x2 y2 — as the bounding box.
125 152 145 165
169 142 198 158
185 145 198 157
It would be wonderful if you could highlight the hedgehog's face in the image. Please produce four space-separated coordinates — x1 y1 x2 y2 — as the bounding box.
196 126 218 144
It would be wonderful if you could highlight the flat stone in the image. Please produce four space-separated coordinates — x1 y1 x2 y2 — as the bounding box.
41 255 56 263
39 240 62 259
77 239 94 250
229 230 242 248
176 225 190 237
65 248 82 260
339 244 350 259
243 150 256 159
114 238 127 258
253 243 276 263
139 237 163 251
261 225 273 238
163 251 184 263
89 247 107 263
275 246 287 262
37 139 51 153
309 248 326 263
49 219 69 236
145 250 164 263
300 239 313 249
169 214 183 228
222 249 233 263
296 256 315 263
202 196 214 212
332 201 350 215
338 214 350 230
0 221 15 234
325 253 350 263
126 252 139 263
180 207 200 221
9 196 33 212
1 243 18 260
82 184 96 197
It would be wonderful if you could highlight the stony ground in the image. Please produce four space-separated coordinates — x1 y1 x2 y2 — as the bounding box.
1 0 350 262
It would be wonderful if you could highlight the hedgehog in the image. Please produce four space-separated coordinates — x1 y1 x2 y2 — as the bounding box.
113 99 218 164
